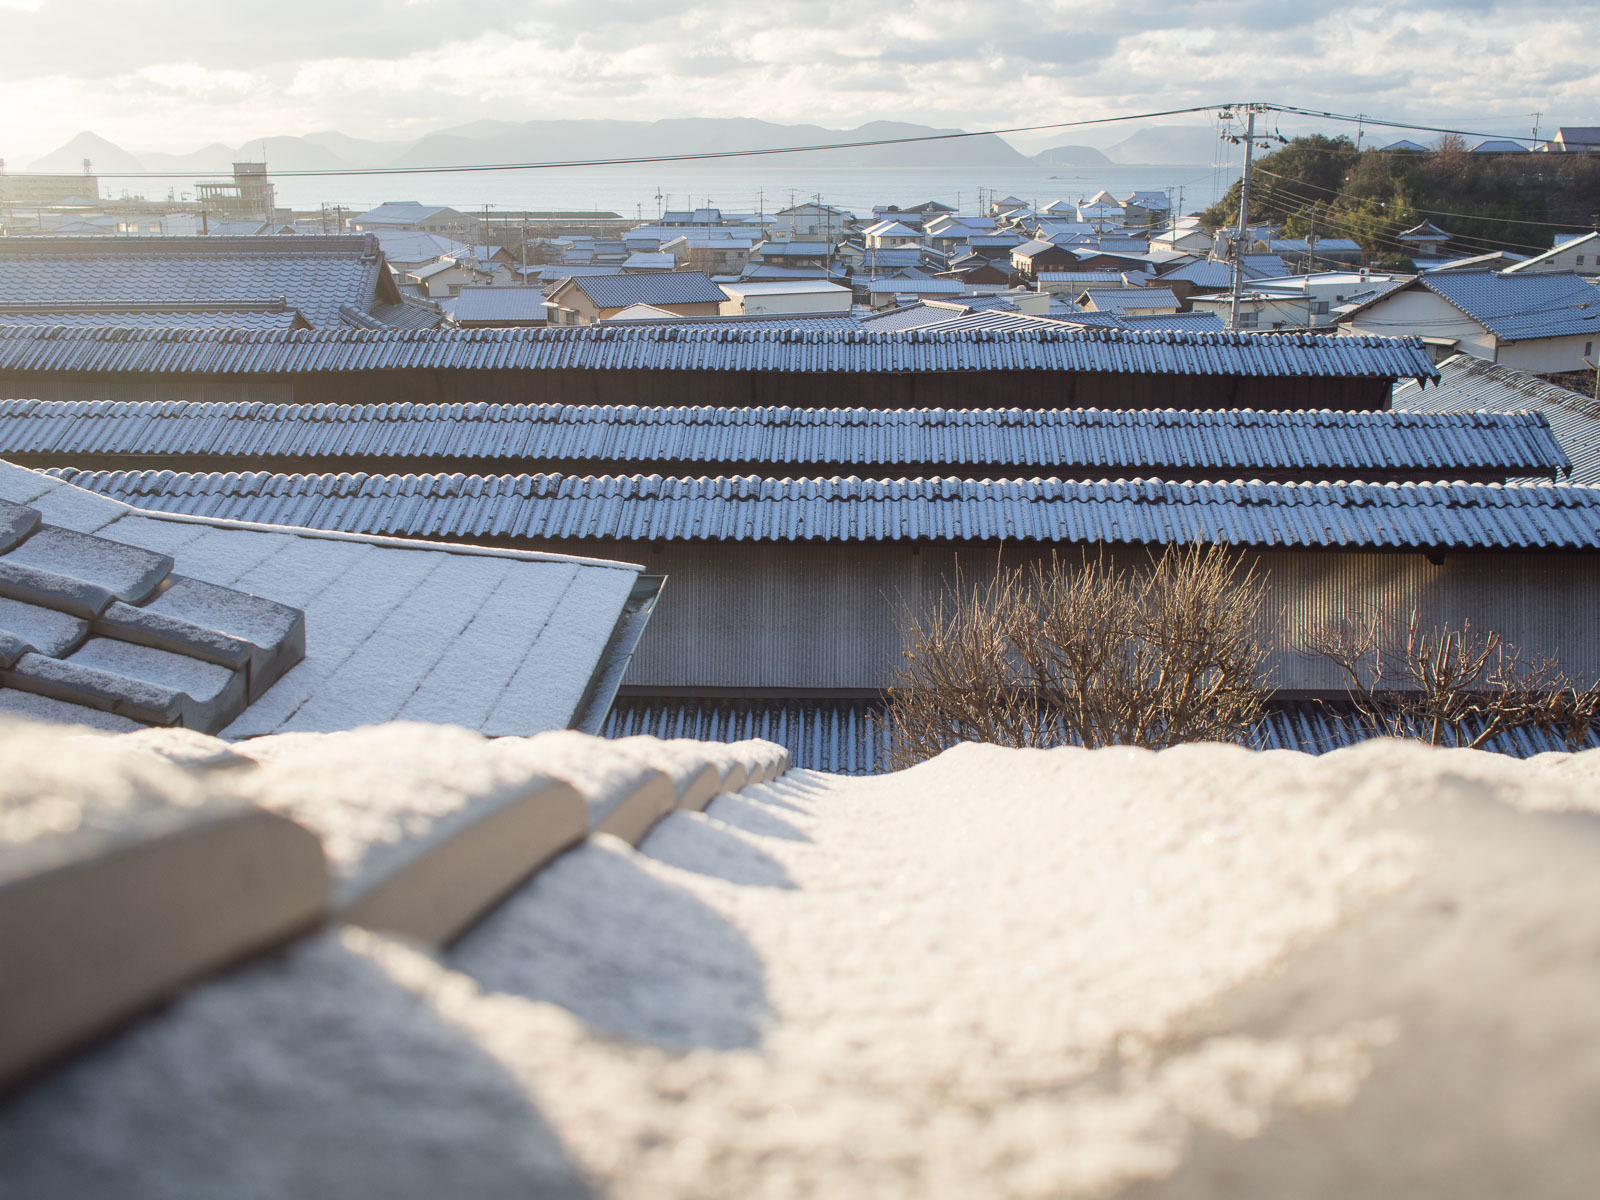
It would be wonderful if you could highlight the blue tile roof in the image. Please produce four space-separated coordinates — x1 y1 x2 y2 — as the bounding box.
0 235 435 331
50 470 1600 551
0 402 1563 481
563 272 727 309
606 696 1599 774
1418 270 1600 341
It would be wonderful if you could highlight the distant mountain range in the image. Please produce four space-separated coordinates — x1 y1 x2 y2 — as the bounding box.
1030 144 1112 167
27 119 1228 179
1099 125 1223 165
28 119 1037 176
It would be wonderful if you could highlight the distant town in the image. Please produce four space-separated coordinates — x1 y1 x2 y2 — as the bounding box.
2 123 1595 374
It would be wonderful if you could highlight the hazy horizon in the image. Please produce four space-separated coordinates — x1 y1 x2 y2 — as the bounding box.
2 1 1593 166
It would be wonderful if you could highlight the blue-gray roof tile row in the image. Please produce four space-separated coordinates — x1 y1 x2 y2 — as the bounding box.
0 325 1441 380
0 401 1565 478
50 470 1600 551
605 696 1599 774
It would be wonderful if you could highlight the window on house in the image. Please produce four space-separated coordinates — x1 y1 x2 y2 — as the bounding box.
1578 255 1586 266
1311 301 1330 315
1237 311 1259 327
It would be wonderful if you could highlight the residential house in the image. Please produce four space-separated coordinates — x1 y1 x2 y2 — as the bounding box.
370 230 472 272
1396 221 1453 261
351 201 480 240
1119 190 1172 227
660 233 755 275
1194 271 1406 328
1542 127 1600 154
939 254 1014 286
1150 219 1213 256
862 220 924 249
543 272 728 325
1076 288 1181 316
0 234 441 331
450 286 549 328
1191 289 1324 331
1470 139 1529 155
1077 190 1125 231
403 256 495 299
718 281 853 317
621 252 676 273
771 202 854 240
1503 231 1600 278
1011 239 1081 279
1335 270 1600 372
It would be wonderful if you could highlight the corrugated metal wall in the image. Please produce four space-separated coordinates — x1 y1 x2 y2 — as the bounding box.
569 542 1600 691
0 368 1395 413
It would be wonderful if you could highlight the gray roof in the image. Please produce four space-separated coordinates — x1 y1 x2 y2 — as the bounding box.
0 325 1441 381
0 301 308 332
3 402 1559 481
1063 312 1234 334
561 272 727 309
1389 271 1600 342
0 461 645 737
450 287 550 324
51 470 1600 551
1082 288 1180 313
0 235 437 332
607 695 1597 775
1392 353 1600 484
0 483 304 734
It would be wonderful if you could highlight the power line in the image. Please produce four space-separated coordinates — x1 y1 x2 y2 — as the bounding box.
1247 166 1574 252
1264 103 1545 148
16 105 1224 181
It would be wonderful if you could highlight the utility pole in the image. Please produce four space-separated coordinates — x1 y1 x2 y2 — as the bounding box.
1228 105 1270 332
1533 111 1543 146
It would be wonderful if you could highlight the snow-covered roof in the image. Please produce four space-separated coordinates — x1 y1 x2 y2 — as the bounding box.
0 461 647 738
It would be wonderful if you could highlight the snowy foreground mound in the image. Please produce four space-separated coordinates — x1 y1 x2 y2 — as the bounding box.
4 733 1600 1198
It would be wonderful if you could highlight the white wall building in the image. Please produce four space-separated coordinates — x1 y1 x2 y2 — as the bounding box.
718 281 853 317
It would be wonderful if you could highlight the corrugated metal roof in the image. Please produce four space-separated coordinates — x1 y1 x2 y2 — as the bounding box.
1419 271 1600 341
1392 353 1600 484
48 469 1600 550
1 402 1560 478
0 325 1442 381
563 272 727 309
1082 288 1181 313
450 287 550 323
605 697 1598 775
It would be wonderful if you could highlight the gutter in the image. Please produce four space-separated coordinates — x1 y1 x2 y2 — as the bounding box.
570 573 667 736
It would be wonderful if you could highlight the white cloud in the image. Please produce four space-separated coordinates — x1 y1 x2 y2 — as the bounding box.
1 2 1594 160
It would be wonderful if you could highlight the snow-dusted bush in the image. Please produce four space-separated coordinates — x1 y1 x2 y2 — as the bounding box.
885 546 1271 767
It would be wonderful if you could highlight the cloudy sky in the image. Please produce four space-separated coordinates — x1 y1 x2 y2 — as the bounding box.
0 0 1593 160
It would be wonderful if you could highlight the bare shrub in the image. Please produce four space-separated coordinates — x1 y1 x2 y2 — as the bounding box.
885 546 1271 769
1304 608 1600 750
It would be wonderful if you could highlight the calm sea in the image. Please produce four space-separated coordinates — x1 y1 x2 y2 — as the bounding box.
99 162 1241 222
